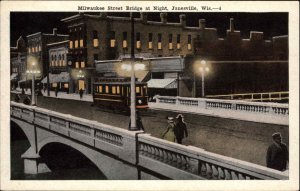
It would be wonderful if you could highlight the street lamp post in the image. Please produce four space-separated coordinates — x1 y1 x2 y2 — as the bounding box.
26 62 40 105
199 60 209 97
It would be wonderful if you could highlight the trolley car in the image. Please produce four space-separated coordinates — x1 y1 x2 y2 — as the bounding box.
93 78 148 111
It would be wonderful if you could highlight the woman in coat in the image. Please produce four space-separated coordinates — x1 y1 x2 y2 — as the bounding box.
162 117 176 142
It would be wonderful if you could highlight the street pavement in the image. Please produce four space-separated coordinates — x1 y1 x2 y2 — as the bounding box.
11 93 288 167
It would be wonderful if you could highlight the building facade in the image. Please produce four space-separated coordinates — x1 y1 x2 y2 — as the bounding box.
26 28 69 84
10 36 27 89
44 40 73 93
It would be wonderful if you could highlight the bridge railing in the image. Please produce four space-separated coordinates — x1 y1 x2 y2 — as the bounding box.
138 134 288 180
154 96 288 124
10 102 288 180
10 102 138 164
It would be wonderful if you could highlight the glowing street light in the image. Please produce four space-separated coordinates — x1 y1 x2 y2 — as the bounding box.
26 62 40 105
77 69 85 78
121 57 145 131
193 59 209 97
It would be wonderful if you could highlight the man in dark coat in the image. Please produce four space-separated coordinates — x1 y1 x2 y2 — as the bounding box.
174 114 188 144
79 88 84 99
266 132 289 171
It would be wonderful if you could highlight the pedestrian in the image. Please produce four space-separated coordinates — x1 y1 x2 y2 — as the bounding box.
161 116 176 142
23 96 31 105
266 132 289 171
174 114 188 144
21 88 25 95
55 87 58 97
128 111 145 131
79 88 84 99
14 94 21 103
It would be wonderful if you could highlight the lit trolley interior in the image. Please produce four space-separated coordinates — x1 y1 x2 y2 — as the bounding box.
93 78 148 110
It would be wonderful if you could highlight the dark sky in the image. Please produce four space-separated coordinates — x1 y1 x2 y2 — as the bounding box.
10 12 288 46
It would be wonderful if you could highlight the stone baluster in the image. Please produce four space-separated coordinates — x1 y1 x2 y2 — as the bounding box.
212 165 219 179
200 162 207 177
206 163 213 179
238 173 245 180
218 167 225 180
224 169 232 180
231 171 238 180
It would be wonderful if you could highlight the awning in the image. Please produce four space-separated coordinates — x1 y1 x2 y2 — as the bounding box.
147 78 177 89
41 72 70 83
11 73 18 80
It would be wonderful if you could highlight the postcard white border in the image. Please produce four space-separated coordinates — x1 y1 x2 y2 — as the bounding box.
1 1 299 191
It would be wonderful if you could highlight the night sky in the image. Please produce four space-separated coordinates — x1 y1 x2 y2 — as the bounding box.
10 12 288 46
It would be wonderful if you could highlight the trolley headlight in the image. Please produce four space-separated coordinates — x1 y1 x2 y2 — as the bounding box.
138 99 142 104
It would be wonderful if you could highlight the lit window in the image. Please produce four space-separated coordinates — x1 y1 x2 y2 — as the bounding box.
117 86 120 94
110 39 115 48
35 46 38 52
28 48 31 53
136 32 141 49
63 60 66 66
112 86 116 94
93 39 99 47
52 83 57 88
158 33 162 50
80 39 84 47
158 42 162 50
64 84 69 88
123 40 127 48
123 32 127 48
136 86 140 93
137 41 141 49
148 33 153 49
177 34 181 49
31 47 34 53
110 31 115 48
38 45 41 52
105 85 109 93
169 34 173 50
148 42 153 49
75 62 79 68
75 40 78 48
69 41 73 49
99 86 102 93
81 61 85 68
188 35 192 50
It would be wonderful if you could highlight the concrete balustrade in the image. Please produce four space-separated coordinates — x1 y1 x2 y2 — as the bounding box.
152 96 288 125
10 102 288 179
138 134 288 180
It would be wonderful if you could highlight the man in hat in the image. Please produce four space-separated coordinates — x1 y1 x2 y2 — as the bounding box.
266 132 288 171
174 114 188 144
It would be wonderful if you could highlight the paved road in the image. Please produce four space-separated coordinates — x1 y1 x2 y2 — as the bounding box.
12 94 288 166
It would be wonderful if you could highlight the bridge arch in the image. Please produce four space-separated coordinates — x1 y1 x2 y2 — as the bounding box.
11 118 34 147
39 142 107 179
37 135 133 179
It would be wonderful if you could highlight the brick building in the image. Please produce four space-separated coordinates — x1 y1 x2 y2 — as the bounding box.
10 36 27 89
26 28 69 84
61 12 216 93
43 40 72 93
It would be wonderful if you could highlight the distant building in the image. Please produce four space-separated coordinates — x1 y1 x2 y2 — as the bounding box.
10 36 27 89
193 18 287 61
26 28 69 84
61 12 213 94
42 40 72 93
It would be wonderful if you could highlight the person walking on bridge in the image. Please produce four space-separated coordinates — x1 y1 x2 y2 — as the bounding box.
162 117 176 142
174 114 188 144
79 88 84 99
266 132 289 171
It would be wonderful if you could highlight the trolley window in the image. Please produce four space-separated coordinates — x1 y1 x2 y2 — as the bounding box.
99 85 103 93
117 86 120 94
105 85 109 93
112 86 116 94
